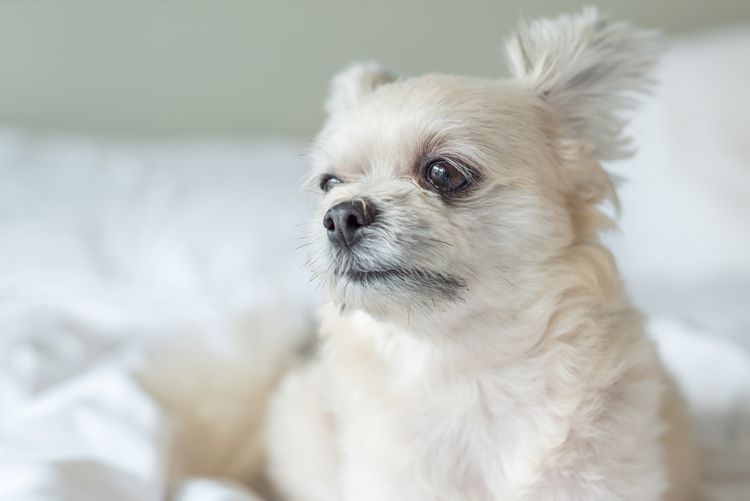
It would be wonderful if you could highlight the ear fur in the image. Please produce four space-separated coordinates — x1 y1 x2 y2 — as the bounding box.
325 62 396 115
505 7 662 160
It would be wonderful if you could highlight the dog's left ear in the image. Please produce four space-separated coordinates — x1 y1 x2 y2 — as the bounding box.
505 8 662 160
325 62 396 115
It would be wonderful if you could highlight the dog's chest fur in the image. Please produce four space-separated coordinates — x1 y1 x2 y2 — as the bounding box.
319 307 595 500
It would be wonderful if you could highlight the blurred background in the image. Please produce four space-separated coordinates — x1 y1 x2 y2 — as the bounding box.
1 0 749 138
0 2 748 501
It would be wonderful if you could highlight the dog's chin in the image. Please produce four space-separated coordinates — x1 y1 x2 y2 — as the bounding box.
327 265 466 319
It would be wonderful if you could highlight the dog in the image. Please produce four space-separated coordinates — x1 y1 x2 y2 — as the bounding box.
265 9 696 501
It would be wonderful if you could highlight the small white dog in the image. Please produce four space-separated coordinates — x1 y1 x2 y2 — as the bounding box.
266 9 696 501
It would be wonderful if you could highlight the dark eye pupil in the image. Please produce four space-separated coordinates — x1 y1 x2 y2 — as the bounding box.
320 175 342 192
427 161 467 192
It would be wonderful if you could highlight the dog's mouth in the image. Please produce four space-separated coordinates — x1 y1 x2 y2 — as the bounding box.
341 267 465 293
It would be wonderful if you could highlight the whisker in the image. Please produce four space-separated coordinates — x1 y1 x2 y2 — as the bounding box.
424 237 454 248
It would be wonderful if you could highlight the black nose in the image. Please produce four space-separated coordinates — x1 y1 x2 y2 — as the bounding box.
323 199 377 248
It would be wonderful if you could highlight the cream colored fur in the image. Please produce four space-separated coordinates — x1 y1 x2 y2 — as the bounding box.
266 9 696 501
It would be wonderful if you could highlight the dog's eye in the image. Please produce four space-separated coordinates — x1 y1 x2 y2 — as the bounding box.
425 160 470 193
320 175 343 193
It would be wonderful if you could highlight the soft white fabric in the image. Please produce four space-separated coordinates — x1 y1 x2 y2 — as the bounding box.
0 26 749 500
605 26 750 350
653 318 750 501
0 138 316 500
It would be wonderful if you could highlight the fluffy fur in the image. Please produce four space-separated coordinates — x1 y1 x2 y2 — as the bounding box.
266 9 696 501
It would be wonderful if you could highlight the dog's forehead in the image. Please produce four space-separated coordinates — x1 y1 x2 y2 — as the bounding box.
314 75 541 179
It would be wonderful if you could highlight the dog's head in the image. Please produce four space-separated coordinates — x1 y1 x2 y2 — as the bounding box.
305 9 660 325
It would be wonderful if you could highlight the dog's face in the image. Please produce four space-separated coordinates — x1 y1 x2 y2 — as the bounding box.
307 73 575 324
305 12 658 326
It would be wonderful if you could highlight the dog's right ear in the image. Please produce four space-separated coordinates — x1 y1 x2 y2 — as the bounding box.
325 62 396 115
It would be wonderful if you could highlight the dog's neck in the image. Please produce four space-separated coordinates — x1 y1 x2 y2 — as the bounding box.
324 240 634 386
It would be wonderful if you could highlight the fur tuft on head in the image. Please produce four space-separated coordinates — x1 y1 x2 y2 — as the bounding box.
505 7 662 160
325 62 396 115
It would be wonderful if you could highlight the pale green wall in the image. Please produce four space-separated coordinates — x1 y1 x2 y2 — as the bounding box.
1 0 748 139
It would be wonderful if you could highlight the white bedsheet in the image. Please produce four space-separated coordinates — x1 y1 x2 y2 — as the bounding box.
1 27 749 500
0 139 316 500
